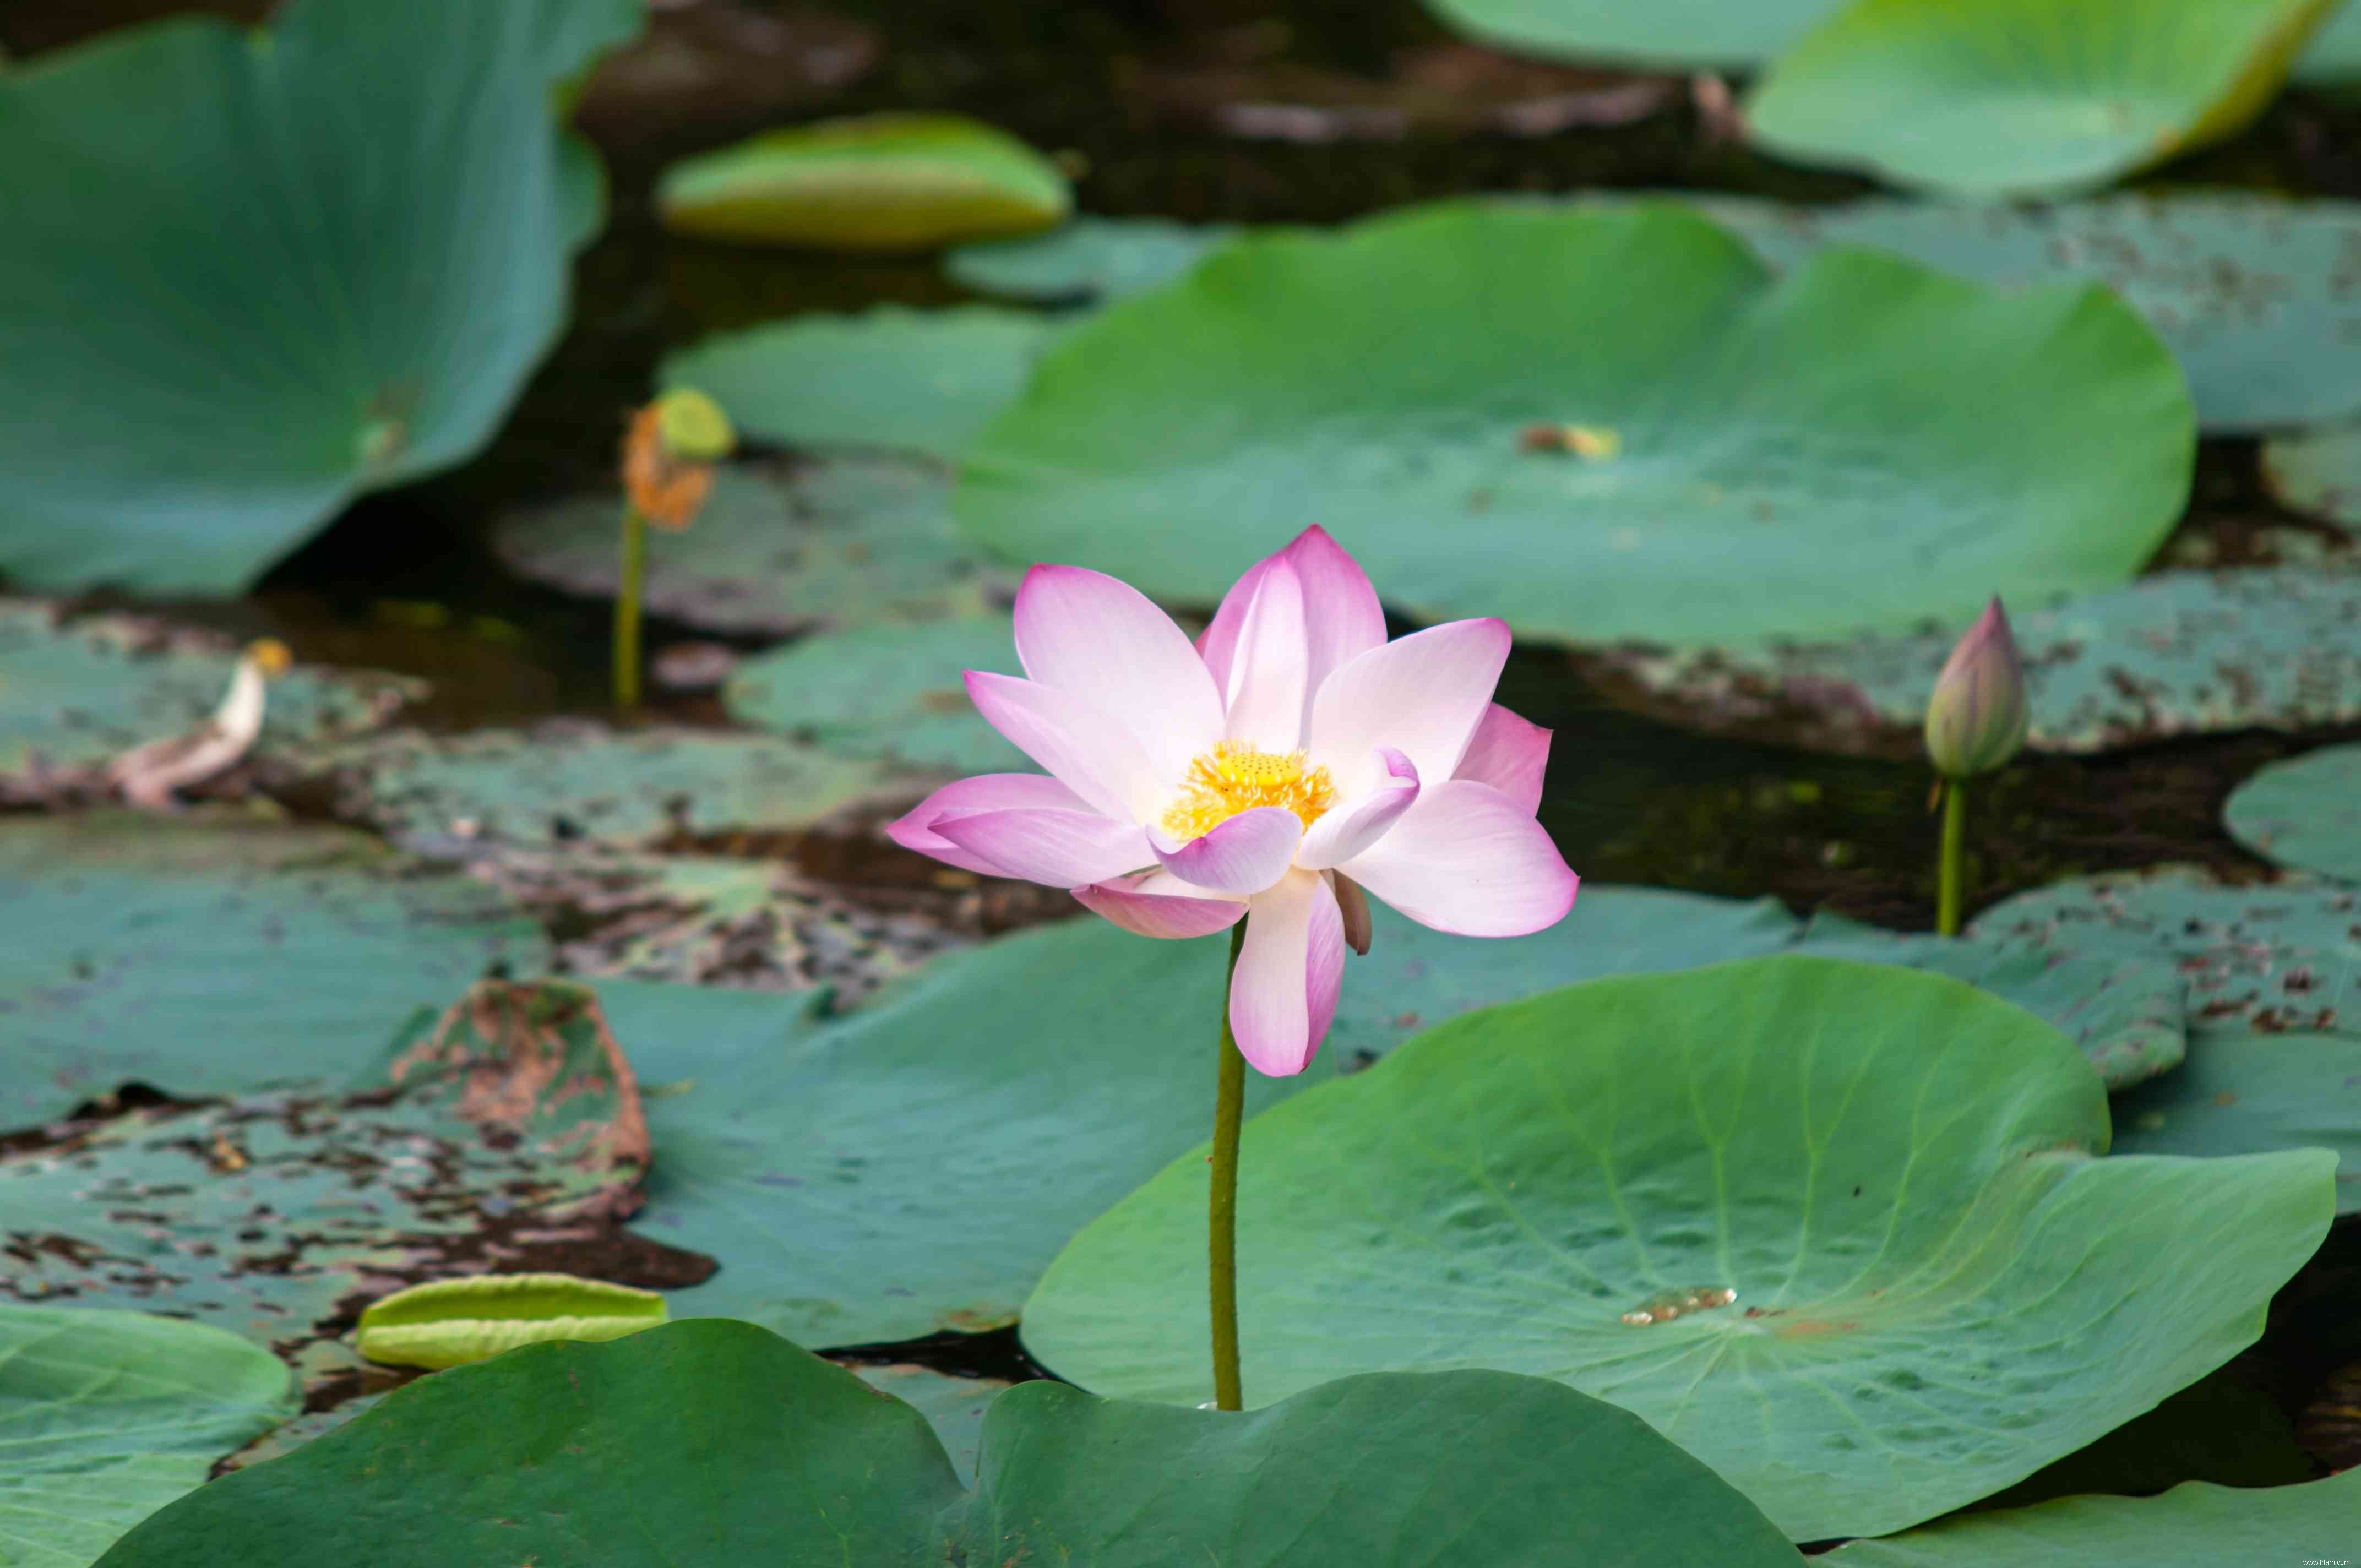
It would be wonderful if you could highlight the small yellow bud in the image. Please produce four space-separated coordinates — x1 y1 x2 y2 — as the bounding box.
245 638 293 678
653 388 735 463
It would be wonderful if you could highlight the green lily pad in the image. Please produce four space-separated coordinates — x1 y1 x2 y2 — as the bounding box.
216 1395 384 1475
2296 0 2361 78
1021 956 2337 1540
1 1304 295 1568
2263 413 2361 527
0 810 546 1126
1827 1469 2361 1565
1978 867 2361 1207
0 0 635 594
327 725 905 852
945 215 1240 303
1792 912 2188 1088
657 112 1070 251
1744 0 2334 199
1968 866 2361 1038
2110 1028 2361 1208
625 886 1802 1347
661 305 1058 463
482 848 969 1000
492 456 1009 637
850 1364 1010 1484
723 614 1030 774
0 981 651 1368
2223 744 2361 880
97 1319 1797 1567
1424 0 1832 68
1604 562 2361 755
0 602 417 802
1677 192 2361 434
959 200 2193 648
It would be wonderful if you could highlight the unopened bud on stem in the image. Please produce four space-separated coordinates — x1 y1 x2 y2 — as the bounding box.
1924 597 2027 779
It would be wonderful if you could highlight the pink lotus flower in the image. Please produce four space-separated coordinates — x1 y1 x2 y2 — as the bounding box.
887 528 1579 1075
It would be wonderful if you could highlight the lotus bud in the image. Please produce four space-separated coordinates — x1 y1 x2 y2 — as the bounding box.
652 387 735 463
1923 597 2027 779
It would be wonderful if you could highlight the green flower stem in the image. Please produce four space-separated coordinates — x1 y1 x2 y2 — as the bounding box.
1209 919 1248 1412
1937 776 1968 936
613 505 647 712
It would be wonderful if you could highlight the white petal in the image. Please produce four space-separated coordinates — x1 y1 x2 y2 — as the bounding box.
1221 559 1309 750
1152 806 1302 896
1307 618 1510 798
1341 780 1578 938
1454 703 1551 815
1013 564 1223 785
1073 873 1246 939
885 774 1098 875
1296 746 1418 869
1229 868 1343 1077
929 809 1151 888
965 671 1165 824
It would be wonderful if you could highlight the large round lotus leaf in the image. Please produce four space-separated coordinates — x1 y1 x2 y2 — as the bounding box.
1828 1470 2361 1565
1423 0 1833 68
2110 1028 2361 1207
484 850 968 1000
1968 867 2361 1039
1021 957 2337 1541
1679 193 2361 434
1608 562 2361 755
958 202 2193 648
97 1320 1796 1568
945 216 1241 303
492 457 1008 636
851 1364 1010 1484
2263 414 2361 527
1744 0 2336 200
1 981 652 1363
661 306 1058 462
0 602 416 801
2296 0 2361 78
0 809 546 1126
2223 744 2361 880
0 0 635 594
657 113 1070 251
329 725 904 852
2 1304 295 1568
723 614 1031 773
1791 912 2188 1088
623 887 1802 1347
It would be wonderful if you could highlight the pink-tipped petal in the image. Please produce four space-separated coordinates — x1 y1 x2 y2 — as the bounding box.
1280 525 1387 705
1229 868 1342 1077
1307 618 1511 797
1221 559 1309 749
1152 805 1302 896
1197 556 1279 697
1340 779 1577 938
886 774 1098 875
1331 870 1374 956
1074 872 1247 939
1296 745 1418 869
1198 527 1384 721
929 809 1151 889
1014 564 1223 783
965 671 1163 824
1454 703 1552 815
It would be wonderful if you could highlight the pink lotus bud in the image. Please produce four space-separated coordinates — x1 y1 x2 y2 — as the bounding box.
1924 598 2027 778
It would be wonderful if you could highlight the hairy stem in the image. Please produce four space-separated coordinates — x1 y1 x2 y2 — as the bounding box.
1937 776 1968 937
613 505 646 713
1208 919 1248 1412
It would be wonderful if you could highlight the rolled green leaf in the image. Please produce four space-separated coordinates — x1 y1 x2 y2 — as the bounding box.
357 1273 667 1371
658 113 1070 251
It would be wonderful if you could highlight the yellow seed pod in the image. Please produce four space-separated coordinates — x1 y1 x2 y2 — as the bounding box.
356 1273 668 1371
245 638 293 678
652 387 736 463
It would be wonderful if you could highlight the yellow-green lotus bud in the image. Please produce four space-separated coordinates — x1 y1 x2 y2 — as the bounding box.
653 388 735 463
1924 597 2028 778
